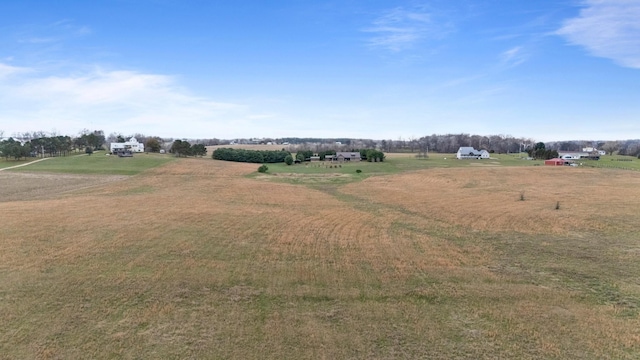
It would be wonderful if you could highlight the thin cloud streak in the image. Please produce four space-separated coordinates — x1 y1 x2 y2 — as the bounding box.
556 0 640 69
500 46 527 67
363 7 435 52
0 63 32 77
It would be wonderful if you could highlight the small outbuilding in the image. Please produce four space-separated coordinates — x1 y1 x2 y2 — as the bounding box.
544 158 567 166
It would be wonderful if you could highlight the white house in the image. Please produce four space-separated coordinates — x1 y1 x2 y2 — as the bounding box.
559 151 600 160
582 147 606 155
110 137 144 154
456 147 490 159
559 152 584 160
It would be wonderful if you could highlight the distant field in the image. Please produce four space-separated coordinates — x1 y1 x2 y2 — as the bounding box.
2 157 640 358
259 152 544 184
8 152 175 175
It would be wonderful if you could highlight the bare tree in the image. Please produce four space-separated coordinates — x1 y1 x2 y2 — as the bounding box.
602 141 620 156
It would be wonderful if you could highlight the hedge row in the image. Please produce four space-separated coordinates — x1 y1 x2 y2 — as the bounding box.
212 148 291 163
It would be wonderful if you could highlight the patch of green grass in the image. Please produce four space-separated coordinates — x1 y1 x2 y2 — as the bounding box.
581 155 640 171
9 152 175 175
255 153 543 185
0 158 34 169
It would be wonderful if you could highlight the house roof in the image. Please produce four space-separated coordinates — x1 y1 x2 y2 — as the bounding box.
457 147 483 155
457 147 476 153
336 152 361 158
558 152 588 155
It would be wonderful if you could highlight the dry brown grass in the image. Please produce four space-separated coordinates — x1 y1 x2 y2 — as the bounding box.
1 159 639 359
341 167 640 234
0 172 126 202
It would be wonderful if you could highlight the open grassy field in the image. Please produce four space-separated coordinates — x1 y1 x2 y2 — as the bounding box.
259 152 544 185
582 155 640 171
2 156 640 359
0 158 33 169
8 152 175 175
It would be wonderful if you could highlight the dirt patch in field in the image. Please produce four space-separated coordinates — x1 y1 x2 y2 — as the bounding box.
0 172 127 202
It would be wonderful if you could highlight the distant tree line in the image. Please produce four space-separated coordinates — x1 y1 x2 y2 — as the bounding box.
169 140 207 157
280 137 353 145
212 148 291 163
403 134 533 154
0 138 31 160
0 130 107 160
546 139 640 158
616 140 640 157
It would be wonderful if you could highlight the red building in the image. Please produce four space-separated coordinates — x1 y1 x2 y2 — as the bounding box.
544 158 567 166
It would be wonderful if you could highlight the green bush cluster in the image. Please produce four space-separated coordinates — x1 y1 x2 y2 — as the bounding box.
169 140 207 157
213 148 291 163
361 149 385 162
285 155 293 165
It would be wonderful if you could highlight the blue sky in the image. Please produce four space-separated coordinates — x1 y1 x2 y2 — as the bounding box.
0 0 638 141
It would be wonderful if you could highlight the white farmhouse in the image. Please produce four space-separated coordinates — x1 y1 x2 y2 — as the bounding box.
110 137 145 154
582 147 606 156
456 147 490 159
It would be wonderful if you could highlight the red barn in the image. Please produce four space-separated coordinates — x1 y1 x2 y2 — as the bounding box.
544 158 567 166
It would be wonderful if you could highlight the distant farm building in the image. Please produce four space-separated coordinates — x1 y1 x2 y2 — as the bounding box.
335 152 361 162
456 147 490 159
110 137 144 154
558 152 600 160
544 158 568 166
582 147 606 155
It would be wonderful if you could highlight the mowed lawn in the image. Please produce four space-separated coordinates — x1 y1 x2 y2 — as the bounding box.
1 156 640 359
8 151 175 175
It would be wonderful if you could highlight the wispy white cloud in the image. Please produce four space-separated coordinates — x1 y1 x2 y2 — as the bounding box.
17 37 58 44
500 46 527 67
0 63 32 78
12 19 92 46
0 65 251 138
52 19 93 37
363 7 439 52
556 0 640 69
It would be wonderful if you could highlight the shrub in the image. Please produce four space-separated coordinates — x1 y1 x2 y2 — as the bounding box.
285 155 293 165
85 147 93 155
258 164 269 173
356 169 362 173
